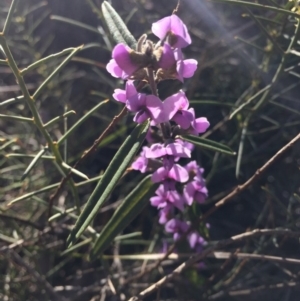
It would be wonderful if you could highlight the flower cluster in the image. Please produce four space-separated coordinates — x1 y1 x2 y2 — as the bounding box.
106 14 209 252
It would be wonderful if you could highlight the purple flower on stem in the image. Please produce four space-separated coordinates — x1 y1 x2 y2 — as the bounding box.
151 164 189 183
175 138 195 152
188 232 206 252
106 59 128 79
164 90 194 129
165 218 189 241
155 43 176 69
174 48 198 82
110 43 140 78
185 160 205 181
150 184 185 211
126 93 165 125
184 180 208 205
158 205 173 224
131 146 149 173
147 141 191 158
113 80 137 103
145 141 191 170
187 108 210 135
152 15 192 48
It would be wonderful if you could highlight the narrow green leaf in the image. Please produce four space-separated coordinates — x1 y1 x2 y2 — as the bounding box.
181 135 236 155
21 148 47 180
3 0 20 35
0 114 33 123
91 175 158 259
102 1 137 48
67 121 150 247
58 99 109 145
21 48 76 75
50 15 100 34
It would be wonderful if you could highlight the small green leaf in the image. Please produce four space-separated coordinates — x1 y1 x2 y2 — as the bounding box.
102 1 137 48
67 121 149 247
21 148 47 180
90 175 158 259
181 135 236 156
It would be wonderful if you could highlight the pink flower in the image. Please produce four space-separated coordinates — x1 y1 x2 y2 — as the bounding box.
150 184 185 211
111 43 140 77
174 49 198 82
151 164 189 183
106 59 128 79
165 218 189 241
163 90 194 129
152 15 192 48
155 43 176 69
126 93 165 125
188 108 210 135
113 80 137 103
131 146 149 173
184 180 208 205
188 232 206 252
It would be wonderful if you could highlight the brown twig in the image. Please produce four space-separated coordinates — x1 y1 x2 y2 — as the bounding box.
213 251 300 265
172 0 181 14
127 229 299 301
8 250 68 301
208 281 300 299
48 106 128 218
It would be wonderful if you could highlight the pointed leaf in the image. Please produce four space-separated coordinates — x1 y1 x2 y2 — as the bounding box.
181 134 236 156
90 175 158 259
102 1 137 48
67 120 150 247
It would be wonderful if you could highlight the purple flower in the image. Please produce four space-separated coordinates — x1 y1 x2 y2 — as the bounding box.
158 205 173 224
146 142 191 159
188 232 206 252
150 184 185 211
155 43 176 69
185 160 204 181
175 138 195 152
126 93 165 125
106 59 128 79
145 141 191 170
163 90 194 129
151 164 189 183
131 146 149 173
174 48 198 82
184 180 208 205
111 43 140 78
188 108 210 135
113 80 137 103
152 15 192 48
165 218 189 241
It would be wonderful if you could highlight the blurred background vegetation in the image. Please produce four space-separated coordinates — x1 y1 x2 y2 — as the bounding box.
1 0 300 300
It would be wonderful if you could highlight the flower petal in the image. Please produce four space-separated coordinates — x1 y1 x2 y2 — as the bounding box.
106 59 128 79
145 95 165 124
168 164 189 182
182 59 198 78
192 117 210 134
113 88 126 103
112 43 139 76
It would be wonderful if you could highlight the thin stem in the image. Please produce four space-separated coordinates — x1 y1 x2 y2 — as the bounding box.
0 33 80 211
2 0 20 35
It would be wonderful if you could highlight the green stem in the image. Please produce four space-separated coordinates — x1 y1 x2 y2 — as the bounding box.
0 33 80 210
2 0 20 35
0 114 33 123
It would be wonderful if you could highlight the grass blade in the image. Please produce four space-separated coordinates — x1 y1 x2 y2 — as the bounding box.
91 175 158 259
181 134 236 155
66 120 150 247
